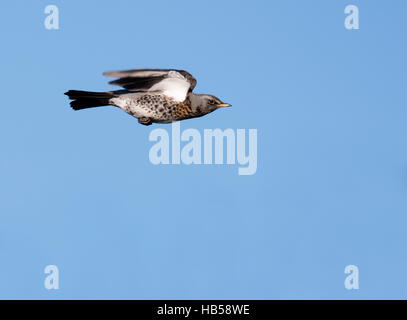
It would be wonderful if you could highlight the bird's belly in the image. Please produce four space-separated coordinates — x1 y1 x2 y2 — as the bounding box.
111 94 191 123
126 103 174 122
126 103 156 119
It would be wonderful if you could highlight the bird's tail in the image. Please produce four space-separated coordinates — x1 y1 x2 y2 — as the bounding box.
64 90 115 111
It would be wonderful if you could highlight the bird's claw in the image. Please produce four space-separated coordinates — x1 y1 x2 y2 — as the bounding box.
138 117 152 126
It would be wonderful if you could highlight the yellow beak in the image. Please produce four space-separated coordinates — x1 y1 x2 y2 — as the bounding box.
217 103 232 107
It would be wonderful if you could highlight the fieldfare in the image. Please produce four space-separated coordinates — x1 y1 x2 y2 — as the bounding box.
65 69 231 125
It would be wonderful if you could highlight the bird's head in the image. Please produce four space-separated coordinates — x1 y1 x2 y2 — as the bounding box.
190 94 231 116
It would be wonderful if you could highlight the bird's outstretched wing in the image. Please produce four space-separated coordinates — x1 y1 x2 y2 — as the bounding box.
103 69 197 102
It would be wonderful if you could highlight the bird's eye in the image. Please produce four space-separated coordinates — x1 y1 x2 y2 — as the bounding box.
209 99 216 105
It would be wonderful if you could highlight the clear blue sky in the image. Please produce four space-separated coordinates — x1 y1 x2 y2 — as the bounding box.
0 0 406 299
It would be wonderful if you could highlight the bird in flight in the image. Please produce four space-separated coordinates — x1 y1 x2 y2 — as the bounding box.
65 69 231 126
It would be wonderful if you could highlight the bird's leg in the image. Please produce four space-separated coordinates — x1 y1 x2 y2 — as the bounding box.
138 117 153 126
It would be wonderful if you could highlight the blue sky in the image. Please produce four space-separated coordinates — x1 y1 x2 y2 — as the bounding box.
0 0 406 299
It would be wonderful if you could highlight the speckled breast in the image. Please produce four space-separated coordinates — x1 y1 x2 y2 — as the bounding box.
133 93 194 122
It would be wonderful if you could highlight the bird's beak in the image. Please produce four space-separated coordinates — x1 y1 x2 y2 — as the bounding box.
217 103 232 107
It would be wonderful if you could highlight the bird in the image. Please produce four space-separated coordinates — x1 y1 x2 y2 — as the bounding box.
64 69 231 126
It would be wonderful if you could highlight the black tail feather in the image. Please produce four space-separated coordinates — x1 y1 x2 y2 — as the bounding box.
64 90 115 111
